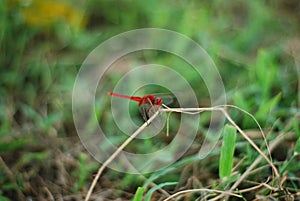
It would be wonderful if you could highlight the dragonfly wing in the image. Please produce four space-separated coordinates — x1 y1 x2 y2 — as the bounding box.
160 94 174 106
139 104 150 122
139 104 165 129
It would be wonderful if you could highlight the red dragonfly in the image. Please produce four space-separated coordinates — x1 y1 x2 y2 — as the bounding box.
108 92 170 126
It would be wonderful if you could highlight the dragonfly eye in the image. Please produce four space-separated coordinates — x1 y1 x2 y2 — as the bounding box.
155 98 163 105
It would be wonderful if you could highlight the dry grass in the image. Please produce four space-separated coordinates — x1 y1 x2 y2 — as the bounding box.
83 105 295 201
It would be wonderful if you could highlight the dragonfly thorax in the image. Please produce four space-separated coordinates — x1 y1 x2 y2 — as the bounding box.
108 92 165 128
139 95 163 106
154 97 163 106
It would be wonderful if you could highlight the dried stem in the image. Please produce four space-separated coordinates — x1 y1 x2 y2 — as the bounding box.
0 157 26 201
161 106 279 180
85 105 280 201
162 188 242 201
84 110 160 201
161 106 281 201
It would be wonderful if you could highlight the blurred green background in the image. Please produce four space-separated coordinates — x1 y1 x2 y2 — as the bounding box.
1 0 299 200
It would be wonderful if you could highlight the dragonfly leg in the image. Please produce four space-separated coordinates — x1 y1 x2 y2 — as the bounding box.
139 97 157 126
140 106 151 125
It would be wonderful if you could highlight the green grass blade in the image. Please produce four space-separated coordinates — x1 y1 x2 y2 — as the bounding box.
0 195 10 201
292 118 300 138
294 137 300 156
145 182 177 201
219 124 237 179
132 187 145 201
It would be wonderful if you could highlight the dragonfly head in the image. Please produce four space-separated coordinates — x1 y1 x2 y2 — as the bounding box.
154 97 163 106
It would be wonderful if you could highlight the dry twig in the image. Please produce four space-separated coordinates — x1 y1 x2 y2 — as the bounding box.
84 110 160 201
85 105 281 201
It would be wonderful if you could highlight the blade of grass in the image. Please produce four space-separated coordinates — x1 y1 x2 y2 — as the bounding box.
294 137 300 156
145 182 177 201
292 118 300 138
132 187 145 201
219 124 237 179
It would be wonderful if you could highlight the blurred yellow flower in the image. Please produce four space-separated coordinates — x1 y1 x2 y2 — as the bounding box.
11 0 86 31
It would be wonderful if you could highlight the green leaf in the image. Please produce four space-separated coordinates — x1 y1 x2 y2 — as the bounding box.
0 138 29 152
72 154 98 193
233 92 250 112
219 124 237 179
144 182 177 201
72 154 88 192
132 187 145 201
0 195 11 201
256 93 281 122
143 155 199 189
219 173 240 188
14 151 50 170
19 151 49 164
292 118 300 138
294 137 300 156
41 113 62 130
